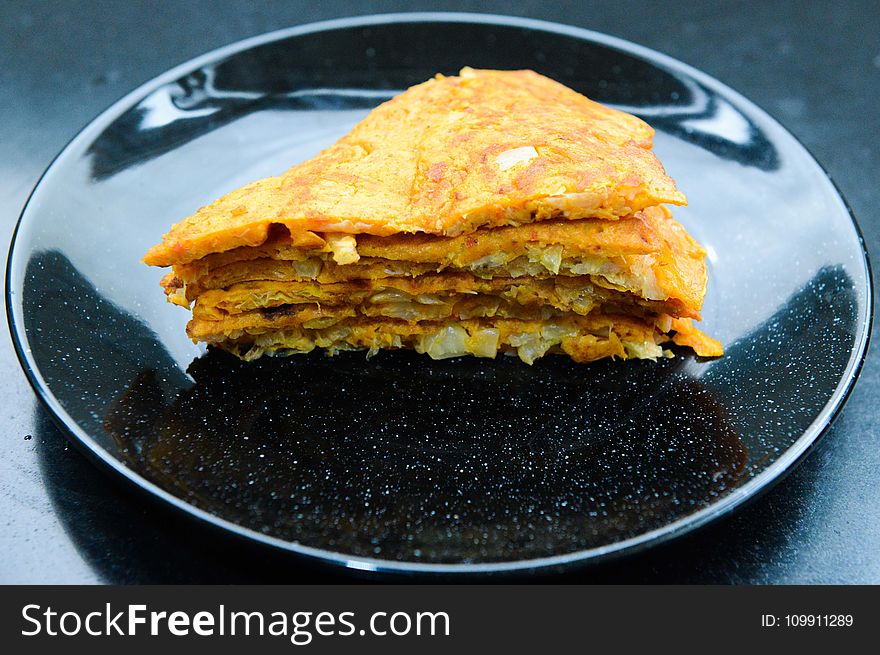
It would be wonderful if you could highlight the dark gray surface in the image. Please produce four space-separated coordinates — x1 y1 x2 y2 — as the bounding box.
1 0 877 583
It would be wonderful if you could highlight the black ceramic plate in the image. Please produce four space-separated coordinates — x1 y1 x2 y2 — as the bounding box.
7 14 872 573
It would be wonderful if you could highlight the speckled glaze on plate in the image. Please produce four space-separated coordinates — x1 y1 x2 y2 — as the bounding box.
6 14 872 574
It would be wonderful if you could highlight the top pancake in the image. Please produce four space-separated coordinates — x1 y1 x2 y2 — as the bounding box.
144 68 686 267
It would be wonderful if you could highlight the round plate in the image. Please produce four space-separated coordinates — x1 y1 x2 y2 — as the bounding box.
6 13 872 574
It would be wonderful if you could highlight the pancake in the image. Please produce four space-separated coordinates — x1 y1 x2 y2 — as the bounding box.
166 207 708 319
143 68 720 364
143 68 685 267
173 205 667 282
190 274 692 323
194 314 672 364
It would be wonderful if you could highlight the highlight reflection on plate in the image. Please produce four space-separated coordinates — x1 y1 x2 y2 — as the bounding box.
7 14 871 573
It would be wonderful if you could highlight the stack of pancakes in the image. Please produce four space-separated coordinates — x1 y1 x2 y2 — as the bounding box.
145 68 721 364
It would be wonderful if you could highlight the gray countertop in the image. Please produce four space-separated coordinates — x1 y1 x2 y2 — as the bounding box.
1 0 877 583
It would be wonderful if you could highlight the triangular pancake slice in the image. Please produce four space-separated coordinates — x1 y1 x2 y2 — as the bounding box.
144 68 685 267
143 68 719 364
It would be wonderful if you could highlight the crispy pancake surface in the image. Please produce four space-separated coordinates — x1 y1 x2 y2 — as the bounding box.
144 68 720 364
144 68 685 267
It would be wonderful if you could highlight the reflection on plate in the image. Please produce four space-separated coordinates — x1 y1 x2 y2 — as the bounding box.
7 14 871 572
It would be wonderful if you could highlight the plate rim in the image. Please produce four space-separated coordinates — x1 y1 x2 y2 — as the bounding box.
5 11 874 575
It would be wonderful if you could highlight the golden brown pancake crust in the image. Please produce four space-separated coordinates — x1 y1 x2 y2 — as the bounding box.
143 68 685 267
